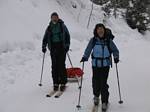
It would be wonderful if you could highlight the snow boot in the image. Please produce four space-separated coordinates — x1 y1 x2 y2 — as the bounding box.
60 84 66 91
93 96 99 106
53 84 59 91
102 102 108 111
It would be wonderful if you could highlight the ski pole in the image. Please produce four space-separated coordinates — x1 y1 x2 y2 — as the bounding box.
76 62 84 109
67 53 80 87
38 53 45 86
115 63 123 104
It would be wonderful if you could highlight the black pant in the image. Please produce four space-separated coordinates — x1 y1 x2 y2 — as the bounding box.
92 66 110 103
50 42 67 85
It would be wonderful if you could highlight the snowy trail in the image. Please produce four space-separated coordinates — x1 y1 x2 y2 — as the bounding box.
0 37 150 112
0 40 88 112
0 0 150 112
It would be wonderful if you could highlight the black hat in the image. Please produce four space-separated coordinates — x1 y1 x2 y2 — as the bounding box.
51 12 59 17
95 23 105 29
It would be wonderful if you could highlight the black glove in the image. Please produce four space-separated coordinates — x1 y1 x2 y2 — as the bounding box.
65 46 69 53
42 47 47 53
80 57 88 62
114 58 119 63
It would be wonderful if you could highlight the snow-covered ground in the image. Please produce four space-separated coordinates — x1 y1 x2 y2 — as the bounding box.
0 0 150 112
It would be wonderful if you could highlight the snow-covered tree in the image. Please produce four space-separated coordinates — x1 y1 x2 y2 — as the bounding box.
126 0 150 33
90 0 109 5
91 0 150 33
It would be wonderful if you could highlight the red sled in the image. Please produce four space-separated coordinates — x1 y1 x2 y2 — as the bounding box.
66 53 84 82
66 67 84 78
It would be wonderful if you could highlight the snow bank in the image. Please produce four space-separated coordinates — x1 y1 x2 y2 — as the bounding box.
0 0 150 112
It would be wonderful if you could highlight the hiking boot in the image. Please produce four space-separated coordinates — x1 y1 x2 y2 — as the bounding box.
102 102 108 111
60 84 66 91
53 84 59 91
93 96 99 106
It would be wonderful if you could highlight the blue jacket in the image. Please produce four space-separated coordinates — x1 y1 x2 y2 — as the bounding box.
83 37 119 67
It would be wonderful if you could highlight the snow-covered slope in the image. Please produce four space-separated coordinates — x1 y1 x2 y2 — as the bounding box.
0 0 150 112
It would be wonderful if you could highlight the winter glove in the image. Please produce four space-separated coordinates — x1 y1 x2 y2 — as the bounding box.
80 57 88 62
114 58 119 63
42 47 47 53
65 46 69 53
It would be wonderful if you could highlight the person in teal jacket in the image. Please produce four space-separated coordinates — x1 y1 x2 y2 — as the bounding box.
42 12 70 92
80 23 119 111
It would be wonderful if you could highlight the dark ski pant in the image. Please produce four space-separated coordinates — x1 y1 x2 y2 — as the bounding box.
92 66 110 103
50 42 67 85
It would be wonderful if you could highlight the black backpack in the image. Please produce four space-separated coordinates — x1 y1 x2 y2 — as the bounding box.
105 28 115 40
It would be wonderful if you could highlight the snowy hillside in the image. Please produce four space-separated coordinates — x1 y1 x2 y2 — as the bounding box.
0 0 150 112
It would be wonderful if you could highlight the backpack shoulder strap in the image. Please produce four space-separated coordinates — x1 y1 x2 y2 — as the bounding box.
59 22 64 33
105 38 113 67
92 37 97 48
105 38 111 53
47 22 52 32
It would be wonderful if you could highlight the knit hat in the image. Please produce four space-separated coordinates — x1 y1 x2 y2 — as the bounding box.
95 23 106 30
51 12 59 18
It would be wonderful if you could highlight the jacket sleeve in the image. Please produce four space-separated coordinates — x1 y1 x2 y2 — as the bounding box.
42 27 49 49
63 24 70 49
83 38 94 60
109 39 119 59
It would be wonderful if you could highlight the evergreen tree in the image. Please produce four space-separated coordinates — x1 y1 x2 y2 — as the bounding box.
91 0 150 33
126 0 150 33
90 0 109 5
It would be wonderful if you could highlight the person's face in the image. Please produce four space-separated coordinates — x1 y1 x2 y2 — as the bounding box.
97 27 105 38
51 15 59 24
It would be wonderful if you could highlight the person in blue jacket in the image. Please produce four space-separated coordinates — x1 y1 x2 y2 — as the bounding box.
80 23 119 110
42 12 70 92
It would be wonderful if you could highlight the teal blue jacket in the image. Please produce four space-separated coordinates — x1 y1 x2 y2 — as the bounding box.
42 19 70 51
